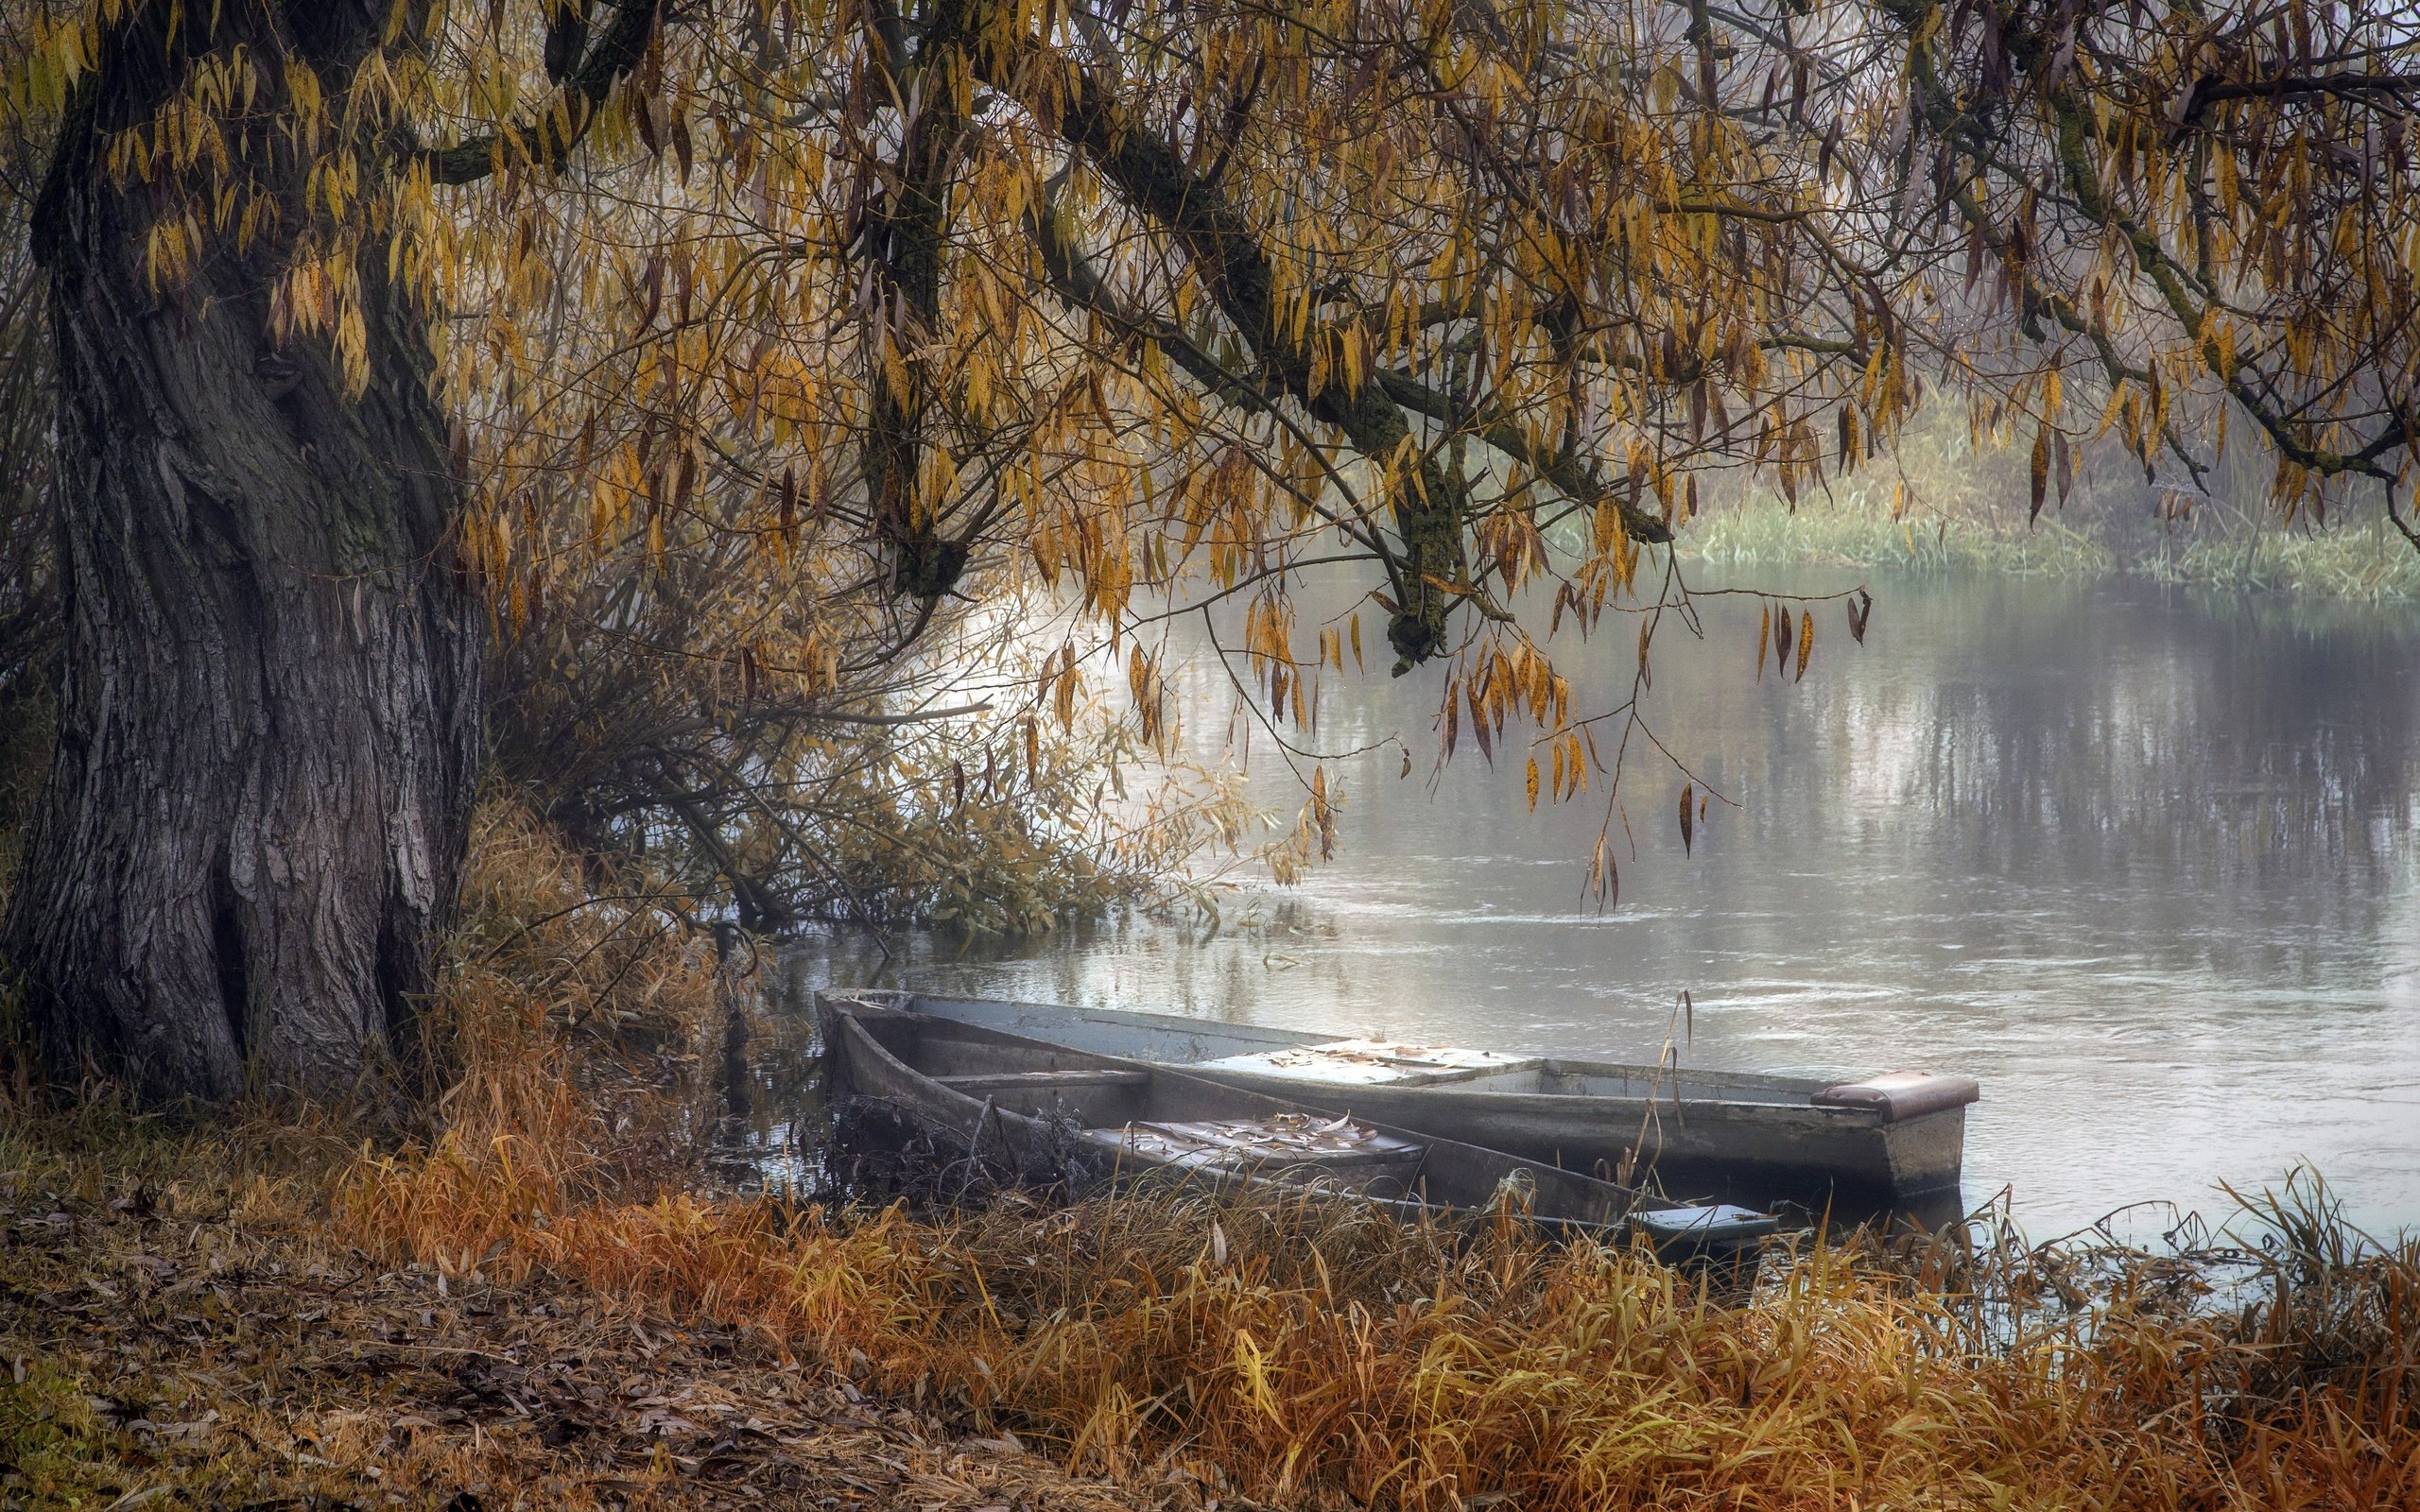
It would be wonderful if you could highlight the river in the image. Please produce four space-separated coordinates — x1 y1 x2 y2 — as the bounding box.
781 568 2420 1238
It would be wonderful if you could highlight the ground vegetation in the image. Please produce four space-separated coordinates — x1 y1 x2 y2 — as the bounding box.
2 898 2413 1512
3 782 2414 1510
0 1108 1167 1512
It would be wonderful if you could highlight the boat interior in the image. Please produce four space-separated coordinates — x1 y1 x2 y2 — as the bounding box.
849 1009 1434 1182
852 1011 1167 1128
1116 1115 1428 1182
1193 1040 1824 1106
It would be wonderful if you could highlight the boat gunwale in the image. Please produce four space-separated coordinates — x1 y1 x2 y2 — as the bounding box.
824 1008 1382 1187
843 989 1900 1114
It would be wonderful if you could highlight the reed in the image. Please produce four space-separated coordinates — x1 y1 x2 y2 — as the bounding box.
337 1131 2418 1512
2145 520 2420 600
1683 486 2118 577
1685 485 2420 598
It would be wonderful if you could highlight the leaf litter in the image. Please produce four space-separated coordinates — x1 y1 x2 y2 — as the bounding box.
0 1159 1171 1512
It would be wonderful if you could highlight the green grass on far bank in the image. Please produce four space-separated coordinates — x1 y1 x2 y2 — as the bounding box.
1681 485 2117 578
1676 407 2420 602
2144 518 2420 599
1682 486 2420 600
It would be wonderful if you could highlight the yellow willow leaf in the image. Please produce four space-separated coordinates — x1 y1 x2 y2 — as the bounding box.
1526 754 1539 812
2029 426 2048 522
1054 658 1080 729
2094 381 2128 440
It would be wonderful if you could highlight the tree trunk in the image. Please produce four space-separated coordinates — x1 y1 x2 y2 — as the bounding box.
3 4 482 1105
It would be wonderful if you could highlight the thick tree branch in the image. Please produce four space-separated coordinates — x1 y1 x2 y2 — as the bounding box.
423 0 662 186
1023 194 1408 571
1374 370 1672 543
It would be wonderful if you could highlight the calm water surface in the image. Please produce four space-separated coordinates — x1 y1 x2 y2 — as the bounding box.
787 571 2420 1236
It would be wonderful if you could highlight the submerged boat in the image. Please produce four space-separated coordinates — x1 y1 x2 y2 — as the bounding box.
821 991 1978 1212
818 993 1779 1252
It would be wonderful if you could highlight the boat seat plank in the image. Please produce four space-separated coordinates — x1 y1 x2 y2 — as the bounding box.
1196 1040 1543 1087
936 1069 1151 1095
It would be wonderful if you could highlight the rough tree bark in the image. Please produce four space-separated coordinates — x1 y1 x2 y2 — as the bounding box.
2 3 482 1104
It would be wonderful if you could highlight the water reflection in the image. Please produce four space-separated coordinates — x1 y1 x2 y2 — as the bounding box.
783 572 2420 1235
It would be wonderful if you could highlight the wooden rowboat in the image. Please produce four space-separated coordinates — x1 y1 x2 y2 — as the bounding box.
817 993 1780 1252
821 991 1978 1215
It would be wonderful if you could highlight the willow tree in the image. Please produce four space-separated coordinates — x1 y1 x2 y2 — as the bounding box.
4 0 2415 1105
519 0 2411 900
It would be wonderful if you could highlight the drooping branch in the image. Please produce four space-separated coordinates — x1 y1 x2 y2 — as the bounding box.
984 48 1484 668
1021 198 1397 569
1892 0 2419 529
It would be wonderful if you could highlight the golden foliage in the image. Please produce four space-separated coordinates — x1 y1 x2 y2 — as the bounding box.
5 0 2418 878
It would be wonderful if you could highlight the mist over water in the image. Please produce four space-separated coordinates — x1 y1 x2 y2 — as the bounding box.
788 570 2420 1236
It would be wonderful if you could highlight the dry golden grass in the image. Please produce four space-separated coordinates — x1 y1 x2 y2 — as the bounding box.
390 800 733 1232
332 1163 2419 1512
